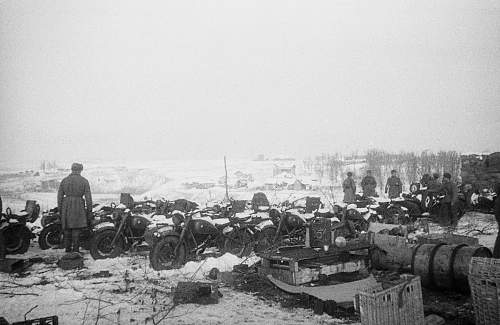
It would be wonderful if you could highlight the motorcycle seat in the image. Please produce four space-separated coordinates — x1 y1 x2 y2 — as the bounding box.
294 213 315 223
256 205 270 212
346 204 357 210
331 216 341 223
256 219 274 230
304 213 315 220
234 212 253 220
150 214 174 226
211 218 231 227
253 212 270 220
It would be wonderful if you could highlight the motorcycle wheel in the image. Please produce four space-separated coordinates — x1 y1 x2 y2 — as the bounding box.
409 183 420 194
423 196 432 211
149 236 186 271
255 227 276 253
38 224 63 250
90 229 124 260
223 229 252 257
3 227 30 254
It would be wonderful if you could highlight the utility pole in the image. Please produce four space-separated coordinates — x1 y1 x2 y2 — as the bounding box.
224 156 229 201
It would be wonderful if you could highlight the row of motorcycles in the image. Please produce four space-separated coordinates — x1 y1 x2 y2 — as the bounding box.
1 181 476 270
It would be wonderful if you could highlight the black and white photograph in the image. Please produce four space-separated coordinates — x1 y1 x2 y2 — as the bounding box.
1 1 499 324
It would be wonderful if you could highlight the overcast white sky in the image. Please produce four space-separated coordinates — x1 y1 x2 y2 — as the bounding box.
1 0 499 163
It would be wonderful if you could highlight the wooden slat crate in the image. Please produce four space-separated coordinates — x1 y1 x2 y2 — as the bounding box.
258 251 367 285
468 257 500 325
357 275 424 325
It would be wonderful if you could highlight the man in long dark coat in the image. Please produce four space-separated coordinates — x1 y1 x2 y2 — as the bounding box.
439 172 458 227
342 172 356 203
493 183 500 258
385 170 402 199
361 170 377 198
57 163 92 253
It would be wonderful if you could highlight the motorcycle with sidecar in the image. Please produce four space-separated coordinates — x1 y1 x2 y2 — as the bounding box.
0 201 40 255
89 204 154 259
38 204 114 250
149 209 253 270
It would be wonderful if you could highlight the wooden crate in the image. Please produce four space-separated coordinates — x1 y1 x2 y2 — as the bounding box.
468 257 500 325
258 251 367 285
358 275 424 325
258 237 373 285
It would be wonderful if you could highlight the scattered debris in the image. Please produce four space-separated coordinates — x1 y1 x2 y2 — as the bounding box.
268 274 379 306
173 281 221 305
0 259 25 273
0 315 58 325
57 252 83 270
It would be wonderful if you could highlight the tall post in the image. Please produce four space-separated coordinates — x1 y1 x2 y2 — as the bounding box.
224 156 229 201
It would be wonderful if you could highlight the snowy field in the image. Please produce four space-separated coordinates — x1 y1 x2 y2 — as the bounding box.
0 159 339 212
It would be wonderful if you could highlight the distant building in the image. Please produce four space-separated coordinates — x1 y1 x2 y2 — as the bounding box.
255 154 266 161
288 180 306 191
273 164 296 177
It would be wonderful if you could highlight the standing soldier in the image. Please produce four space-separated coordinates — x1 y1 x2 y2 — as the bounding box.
440 172 458 227
493 183 500 257
361 170 377 197
342 172 356 203
385 170 402 199
428 173 441 192
57 163 92 253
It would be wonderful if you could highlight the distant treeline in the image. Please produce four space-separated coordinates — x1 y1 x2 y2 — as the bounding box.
304 150 461 193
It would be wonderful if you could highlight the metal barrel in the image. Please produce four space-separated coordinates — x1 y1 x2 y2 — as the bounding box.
431 244 467 289
452 245 492 290
411 243 445 287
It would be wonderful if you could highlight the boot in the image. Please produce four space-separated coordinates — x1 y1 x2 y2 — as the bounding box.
63 230 72 253
72 229 81 253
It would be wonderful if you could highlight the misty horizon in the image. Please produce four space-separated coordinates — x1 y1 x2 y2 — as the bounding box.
1 0 500 163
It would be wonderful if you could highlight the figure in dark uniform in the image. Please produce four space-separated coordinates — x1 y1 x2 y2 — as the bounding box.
57 163 92 253
493 183 500 258
342 172 356 203
361 170 377 198
439 172 458 227
385 170 402 199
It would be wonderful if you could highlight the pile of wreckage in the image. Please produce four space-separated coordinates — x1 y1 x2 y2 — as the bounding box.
1 191 500 325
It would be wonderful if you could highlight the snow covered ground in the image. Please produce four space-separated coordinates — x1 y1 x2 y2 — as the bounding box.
0 247 348 324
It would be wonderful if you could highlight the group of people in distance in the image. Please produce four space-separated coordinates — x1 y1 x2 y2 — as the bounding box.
342 169 459 226
342 169 402 203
